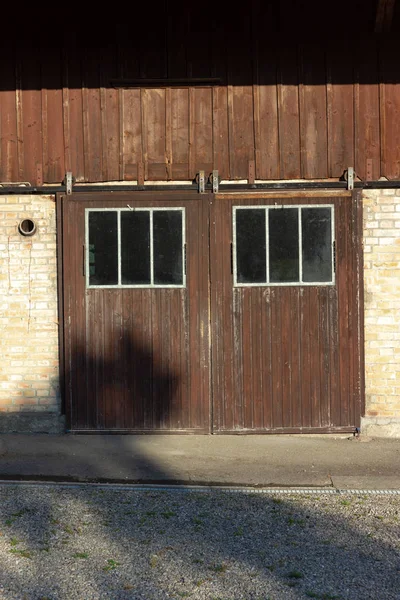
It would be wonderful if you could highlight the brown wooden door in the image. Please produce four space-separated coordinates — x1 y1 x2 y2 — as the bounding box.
210 194 363 433
61 192 210 432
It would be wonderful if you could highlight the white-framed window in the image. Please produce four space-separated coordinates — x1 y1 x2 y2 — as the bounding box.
233 205 335 286
85 207 186 288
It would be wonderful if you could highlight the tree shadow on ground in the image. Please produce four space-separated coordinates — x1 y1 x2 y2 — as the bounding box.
0 328 399 598
0 485 399 599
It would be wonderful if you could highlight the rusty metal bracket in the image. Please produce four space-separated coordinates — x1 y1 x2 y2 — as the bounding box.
211 170 219 193
197 170 205 194
346 167 354 191
64 172 73 195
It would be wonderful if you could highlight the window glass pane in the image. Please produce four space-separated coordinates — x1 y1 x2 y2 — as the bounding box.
88 212 118 285
236 209 266 284
302 208 332 282
121 211 151 284
269 208 299 283
153 211 183 285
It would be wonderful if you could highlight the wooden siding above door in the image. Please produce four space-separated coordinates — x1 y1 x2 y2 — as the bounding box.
0 9 399 184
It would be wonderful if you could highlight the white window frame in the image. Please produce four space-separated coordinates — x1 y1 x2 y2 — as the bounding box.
85 207 186 289
233 204 335 287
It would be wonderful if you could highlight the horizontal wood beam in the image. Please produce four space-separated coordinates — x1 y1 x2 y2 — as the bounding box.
111 78 222 88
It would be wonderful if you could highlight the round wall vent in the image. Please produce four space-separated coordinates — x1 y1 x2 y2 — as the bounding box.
18 218 37 237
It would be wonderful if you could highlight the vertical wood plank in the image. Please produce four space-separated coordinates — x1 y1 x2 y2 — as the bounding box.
142 89 167 180
252 0 279 180
380 40 400 179
191 88 213 175
171 88 189 179
211 8 229 179
41 46 65 183
169 290 181 427
242 291 253 428
300 287 312 427
281 288 293 427
271 288 283 428
64 40 85 182
122 89 142 181
278 46 301 179
298 44 328 179
229 84 255 179
165 88 172 180
254 46 280 180
15 54 24 181
319 288 331 427
309 288 321 427
262 288 273 429
354 42 380 181
167 4 188 79
118 31 140 181
290 288 302 428
212 87 230 179
100 45 120 181
337 198 350 426
139 8 167 80
0 48 18 181
20 46 43 185
82 49 103 182
187 10 211 79
327 44 355 178
227 15 255 179
142 289 154 429
251 289 264 429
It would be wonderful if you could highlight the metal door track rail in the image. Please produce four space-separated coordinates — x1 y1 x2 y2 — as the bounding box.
1 180 400 194
0 481 399 495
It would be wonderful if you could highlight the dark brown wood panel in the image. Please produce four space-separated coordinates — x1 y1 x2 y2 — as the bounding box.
210 194 363 433
20 50 43 185
121 89 142 181
327 45 355 178
41 47 65 183
0 49 18 181
63 40 85 182
142 89 167 180
254 44 280 180
278 47 301 179
101 49 120 182
83 49 103 182
1 33 400 184
62 192 210 431
170 88 189 179
190 88 213 176
354 42 381 180
299 45 328 179
380 40 400 179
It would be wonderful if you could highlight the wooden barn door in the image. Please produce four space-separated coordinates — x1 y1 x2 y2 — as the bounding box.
210 194 363 433
61 192 210 432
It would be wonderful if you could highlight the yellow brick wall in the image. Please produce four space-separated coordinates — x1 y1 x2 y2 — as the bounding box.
0 195 59 415
362 189 400 434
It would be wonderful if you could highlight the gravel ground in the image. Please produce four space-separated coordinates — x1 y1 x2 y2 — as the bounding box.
0 485 399 600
